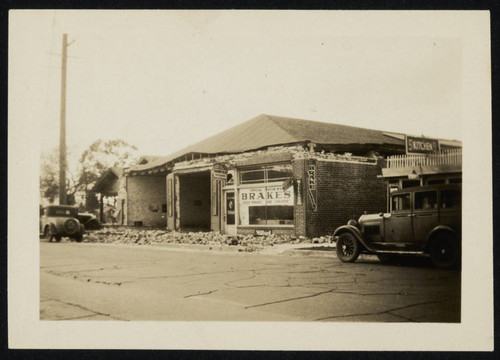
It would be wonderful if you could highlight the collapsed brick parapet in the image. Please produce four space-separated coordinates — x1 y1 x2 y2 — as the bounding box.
83 228 332 252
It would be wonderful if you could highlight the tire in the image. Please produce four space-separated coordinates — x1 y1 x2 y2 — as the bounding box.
54 235 62 242
64 219 79 235
42 226 52 241
74 234 83 242
336 232 360 263
429 233 460 269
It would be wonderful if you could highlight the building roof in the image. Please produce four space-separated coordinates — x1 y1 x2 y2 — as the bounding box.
137 155 164 165
130 114 407 172
92 167 124 193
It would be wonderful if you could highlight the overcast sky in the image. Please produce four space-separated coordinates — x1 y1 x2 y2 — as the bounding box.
11 10 466 160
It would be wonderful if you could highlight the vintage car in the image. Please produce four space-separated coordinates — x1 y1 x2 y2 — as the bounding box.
333 184 461 268
40 205 85 242
77 212 101 230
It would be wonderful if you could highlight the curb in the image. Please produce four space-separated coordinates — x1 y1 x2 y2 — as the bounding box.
282 248 337 258
80 240 337 256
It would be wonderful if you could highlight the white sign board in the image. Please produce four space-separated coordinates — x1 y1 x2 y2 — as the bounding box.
239 186 294 206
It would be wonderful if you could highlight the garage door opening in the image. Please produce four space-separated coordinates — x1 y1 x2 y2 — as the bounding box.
178 171 211 231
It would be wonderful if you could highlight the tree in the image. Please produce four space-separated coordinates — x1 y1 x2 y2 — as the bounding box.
78 139 138 210
39 139 138 209
39 148 79 205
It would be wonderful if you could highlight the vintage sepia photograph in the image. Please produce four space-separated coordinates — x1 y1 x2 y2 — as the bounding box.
8 10 492 350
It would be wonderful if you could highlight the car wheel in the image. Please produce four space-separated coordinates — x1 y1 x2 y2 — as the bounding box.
336 232 360 263
54 235 62 242
42 226 54 242
429 233 460 269
74 234 83 242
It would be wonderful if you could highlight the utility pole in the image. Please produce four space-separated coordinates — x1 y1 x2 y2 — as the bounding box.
59 34 74 205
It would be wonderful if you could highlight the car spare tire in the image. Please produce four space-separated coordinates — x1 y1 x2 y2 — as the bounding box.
64 219 79 235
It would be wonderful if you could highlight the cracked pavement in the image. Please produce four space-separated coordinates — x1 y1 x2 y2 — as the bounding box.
40 240 461 322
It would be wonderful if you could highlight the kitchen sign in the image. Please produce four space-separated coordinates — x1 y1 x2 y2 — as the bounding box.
406 135 440 154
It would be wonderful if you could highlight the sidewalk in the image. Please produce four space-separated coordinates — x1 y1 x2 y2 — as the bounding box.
80 237 337 257
83 228 336 257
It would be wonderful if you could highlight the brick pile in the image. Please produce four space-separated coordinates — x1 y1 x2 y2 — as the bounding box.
83 229 332 252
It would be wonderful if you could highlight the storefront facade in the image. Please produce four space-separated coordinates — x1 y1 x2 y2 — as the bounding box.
122 114 462 236
160 149 388 238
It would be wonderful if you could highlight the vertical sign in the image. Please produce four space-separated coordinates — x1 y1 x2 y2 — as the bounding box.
307 163 317 211
212 178 219 216
296 179 302 205
212 165 227 216
167 177 173 217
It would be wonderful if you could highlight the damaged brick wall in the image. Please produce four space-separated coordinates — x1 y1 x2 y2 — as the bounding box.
306 159 386 237
127 176 167 227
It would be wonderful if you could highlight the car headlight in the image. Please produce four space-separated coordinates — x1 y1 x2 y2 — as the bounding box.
347 219 359 228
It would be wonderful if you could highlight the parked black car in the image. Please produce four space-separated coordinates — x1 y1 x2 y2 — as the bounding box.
77 212 101 230
333 184 461 268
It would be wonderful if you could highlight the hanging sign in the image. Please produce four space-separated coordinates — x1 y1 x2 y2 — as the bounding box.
212 164 227 179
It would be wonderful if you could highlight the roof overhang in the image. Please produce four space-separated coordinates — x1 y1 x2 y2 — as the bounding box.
381 164 462 178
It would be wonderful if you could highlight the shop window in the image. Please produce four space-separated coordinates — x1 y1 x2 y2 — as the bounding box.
248 206 293 225
392 193 410 212
267 168 293 182
441 190 461 209
239 164 292 184
240 169 265 184
239 185 294 226
402 180 420 188
427 179 445 185
415 191 437 210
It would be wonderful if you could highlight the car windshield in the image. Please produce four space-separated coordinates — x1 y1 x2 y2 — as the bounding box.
47 207 77 217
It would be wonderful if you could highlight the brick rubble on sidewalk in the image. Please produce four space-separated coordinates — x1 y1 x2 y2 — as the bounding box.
83 228 333 252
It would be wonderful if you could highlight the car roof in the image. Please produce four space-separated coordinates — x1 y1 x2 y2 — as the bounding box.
44 205 78 209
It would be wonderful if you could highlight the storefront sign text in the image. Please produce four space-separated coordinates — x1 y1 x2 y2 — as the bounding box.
240 186 293 206
406 136 439 154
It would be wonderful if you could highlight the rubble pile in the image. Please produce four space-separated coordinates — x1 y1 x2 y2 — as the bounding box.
83 228 332 252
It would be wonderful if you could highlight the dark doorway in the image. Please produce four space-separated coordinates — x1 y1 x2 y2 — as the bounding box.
178 171 211 231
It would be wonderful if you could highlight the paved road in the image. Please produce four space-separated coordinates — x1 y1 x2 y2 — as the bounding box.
40 240 461 322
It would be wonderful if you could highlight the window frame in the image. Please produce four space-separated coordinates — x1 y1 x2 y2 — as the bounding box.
239 164 293 185
390 192 412 213
237 181 295 228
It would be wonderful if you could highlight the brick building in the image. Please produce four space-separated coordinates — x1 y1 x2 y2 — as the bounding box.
119 114 460 237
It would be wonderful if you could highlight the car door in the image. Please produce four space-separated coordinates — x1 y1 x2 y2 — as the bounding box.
384 192 414 243
412 189 439 243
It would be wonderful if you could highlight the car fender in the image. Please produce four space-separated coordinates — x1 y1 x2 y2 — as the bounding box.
49 222 62 235
426 225 460 245
333 225 373 251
